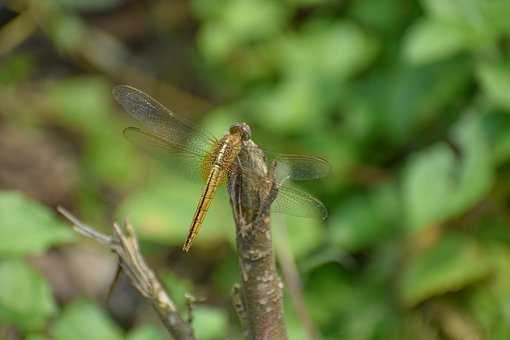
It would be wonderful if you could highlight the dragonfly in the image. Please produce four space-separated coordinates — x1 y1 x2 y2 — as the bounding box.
113 85 329 252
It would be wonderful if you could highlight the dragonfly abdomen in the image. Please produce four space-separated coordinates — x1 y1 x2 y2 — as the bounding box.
183 165 224 252
183 133 243 252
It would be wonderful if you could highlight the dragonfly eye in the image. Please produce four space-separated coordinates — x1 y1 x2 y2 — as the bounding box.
230 122 251 141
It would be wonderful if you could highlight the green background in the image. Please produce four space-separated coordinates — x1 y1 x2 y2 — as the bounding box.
2 0 510 339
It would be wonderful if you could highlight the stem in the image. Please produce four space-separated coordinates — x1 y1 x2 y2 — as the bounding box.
57 207 195 340
228 138 288 340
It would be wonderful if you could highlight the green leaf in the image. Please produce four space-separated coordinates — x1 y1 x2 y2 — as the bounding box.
198 22 238 62
304 265 350 327
0 260 56 331
477 62 510 111
349 0 413 34
423 0 510 33
84 128 141 187
423 0 478 24
192 306 228 340
329 183 400 251
304 264 399 338
280 21 378 81
448 114 493 213
403 19 469 64
197 0 286 61
468 288 510 340
403 145 455 230
356 57 471 143
221 0 286 43
484 0 510 34
482 111 510 164
48 77 140 186
127 325 167 340
421 0 507 49
51 300 123 340
400 234 491 306
253 76 325 133
0 191 75 257
47 77 112 130
403 115 492 230
274 214 324 259
467 246 510 338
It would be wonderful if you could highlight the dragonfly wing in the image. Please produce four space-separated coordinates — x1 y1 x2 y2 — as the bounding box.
272 185 328 220
124 127 210 182
268 153 331 182
113 85 216 155
234 151 328 219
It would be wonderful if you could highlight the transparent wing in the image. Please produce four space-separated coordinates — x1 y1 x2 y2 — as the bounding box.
124 127 206 157
113 85 216 156
267 153 331 181
124 127 210 182
272 185 328 219
235 149 328 219
235 157 327 219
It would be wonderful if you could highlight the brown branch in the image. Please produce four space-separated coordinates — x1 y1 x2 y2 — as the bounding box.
57 207 195 340
228 135 288 340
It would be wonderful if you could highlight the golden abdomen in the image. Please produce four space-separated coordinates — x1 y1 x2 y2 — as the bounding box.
183 131 243 252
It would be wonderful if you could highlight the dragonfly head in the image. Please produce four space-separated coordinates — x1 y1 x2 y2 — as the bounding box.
230 122 251 141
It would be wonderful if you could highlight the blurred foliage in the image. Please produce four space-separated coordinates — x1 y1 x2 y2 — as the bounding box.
2 0 510 339
51 300 123 340
0 260 56 332
0 192 74 257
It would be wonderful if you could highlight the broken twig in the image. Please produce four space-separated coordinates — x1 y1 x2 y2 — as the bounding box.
57 207 195 340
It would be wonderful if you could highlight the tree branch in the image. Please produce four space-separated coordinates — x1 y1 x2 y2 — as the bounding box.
228 137 288 340
57 207 195 340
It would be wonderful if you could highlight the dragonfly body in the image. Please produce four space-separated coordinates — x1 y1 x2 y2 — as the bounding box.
113 85 329 253
184 125 245 252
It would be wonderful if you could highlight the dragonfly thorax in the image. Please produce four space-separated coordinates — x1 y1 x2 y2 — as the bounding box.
201 131 243 182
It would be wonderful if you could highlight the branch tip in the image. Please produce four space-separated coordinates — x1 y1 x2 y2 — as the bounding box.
57 207 195 340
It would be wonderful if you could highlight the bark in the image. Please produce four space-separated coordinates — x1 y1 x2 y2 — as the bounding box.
228 138 288 340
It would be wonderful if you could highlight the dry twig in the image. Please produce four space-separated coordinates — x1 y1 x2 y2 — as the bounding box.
57 207 195 340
